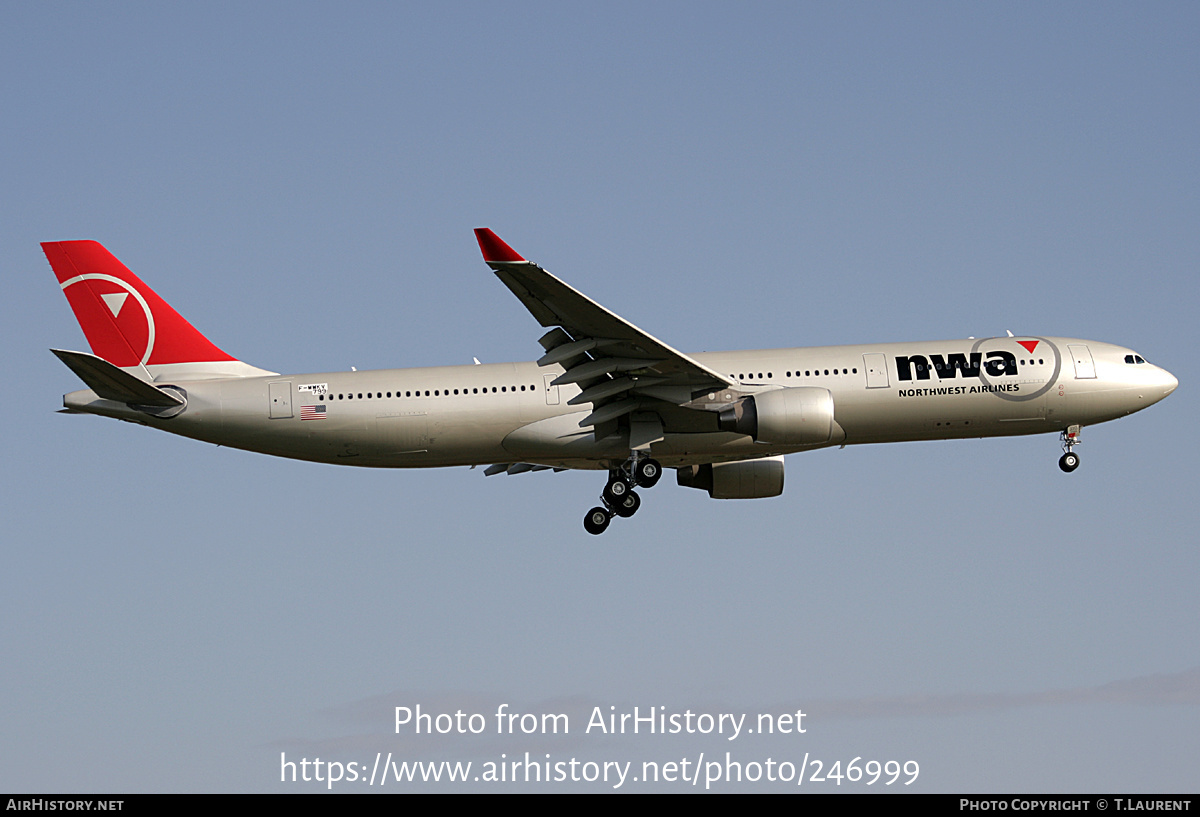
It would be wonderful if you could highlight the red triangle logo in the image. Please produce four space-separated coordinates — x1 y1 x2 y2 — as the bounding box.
1017 340 1039 354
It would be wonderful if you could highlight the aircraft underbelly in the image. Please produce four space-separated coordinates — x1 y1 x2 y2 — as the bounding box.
833 383 1055 444
373 411 430 453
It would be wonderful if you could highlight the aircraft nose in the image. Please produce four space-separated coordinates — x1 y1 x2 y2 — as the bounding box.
1161 368 1179 397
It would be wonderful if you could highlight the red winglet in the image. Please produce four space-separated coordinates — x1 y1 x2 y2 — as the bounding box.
474 228 525 263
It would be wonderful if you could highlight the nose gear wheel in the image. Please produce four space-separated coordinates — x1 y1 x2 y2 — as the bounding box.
1058 426 1081 473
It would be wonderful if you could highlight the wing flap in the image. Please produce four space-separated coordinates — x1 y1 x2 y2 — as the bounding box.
567 375 667 406
483 462 567 476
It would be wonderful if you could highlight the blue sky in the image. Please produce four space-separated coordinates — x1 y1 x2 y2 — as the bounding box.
2 2 1197 792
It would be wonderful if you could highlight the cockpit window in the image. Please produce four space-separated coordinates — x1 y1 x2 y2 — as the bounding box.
1135 355 1146 364
1126 353 1148 364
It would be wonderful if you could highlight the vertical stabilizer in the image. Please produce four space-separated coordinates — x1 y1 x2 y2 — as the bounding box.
43 241 274 380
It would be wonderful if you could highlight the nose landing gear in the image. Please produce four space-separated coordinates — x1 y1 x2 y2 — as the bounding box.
582 456 662 534
1058 425 1081 473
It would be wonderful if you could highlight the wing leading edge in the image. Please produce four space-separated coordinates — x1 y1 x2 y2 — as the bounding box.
474 229 733 431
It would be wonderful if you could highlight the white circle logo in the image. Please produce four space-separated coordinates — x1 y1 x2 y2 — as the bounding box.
59 273 157 366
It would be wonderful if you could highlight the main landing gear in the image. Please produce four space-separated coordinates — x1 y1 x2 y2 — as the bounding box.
1058 425 1081 473
583 455 663 535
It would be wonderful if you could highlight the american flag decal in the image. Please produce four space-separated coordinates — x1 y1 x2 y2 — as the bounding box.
300 404 327 421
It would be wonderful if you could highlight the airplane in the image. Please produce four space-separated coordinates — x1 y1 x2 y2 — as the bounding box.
44 230 1178 534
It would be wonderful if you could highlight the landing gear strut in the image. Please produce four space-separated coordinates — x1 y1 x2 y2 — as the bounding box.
582 455 662 534
1058 425 1081 473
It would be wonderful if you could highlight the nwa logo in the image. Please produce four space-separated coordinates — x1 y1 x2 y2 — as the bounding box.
896 351 1015 381
896 340 1040 381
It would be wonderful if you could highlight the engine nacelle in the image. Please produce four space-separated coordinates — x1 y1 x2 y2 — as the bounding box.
676 456 785 499
717 387 834 445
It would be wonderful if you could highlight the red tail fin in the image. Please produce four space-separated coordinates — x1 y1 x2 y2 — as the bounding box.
42 241 236 369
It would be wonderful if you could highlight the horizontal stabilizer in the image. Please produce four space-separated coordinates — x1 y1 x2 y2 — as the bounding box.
51 349 185 407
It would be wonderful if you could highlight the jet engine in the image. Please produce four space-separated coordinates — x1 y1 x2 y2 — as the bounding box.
676 456 785 499
717 387 835 445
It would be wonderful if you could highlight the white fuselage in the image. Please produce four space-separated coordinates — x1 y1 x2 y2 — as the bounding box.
64 335 1178 471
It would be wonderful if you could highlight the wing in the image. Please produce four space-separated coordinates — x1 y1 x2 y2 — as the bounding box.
475 229 734 433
